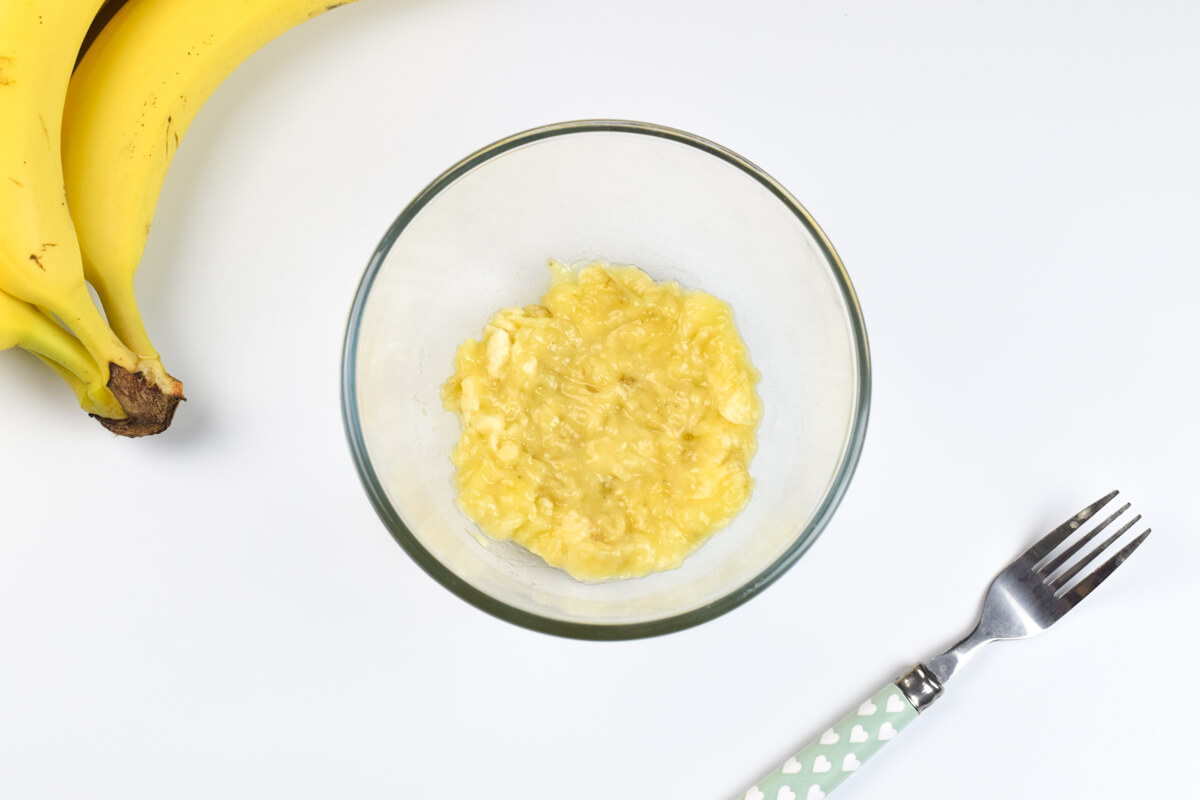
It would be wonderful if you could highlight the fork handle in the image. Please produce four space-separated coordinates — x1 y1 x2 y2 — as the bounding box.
738 682 920 800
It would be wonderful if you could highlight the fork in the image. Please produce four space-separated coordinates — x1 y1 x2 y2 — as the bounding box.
739 491 1150 800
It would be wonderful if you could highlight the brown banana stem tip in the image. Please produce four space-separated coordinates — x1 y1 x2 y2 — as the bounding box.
93 363 184 437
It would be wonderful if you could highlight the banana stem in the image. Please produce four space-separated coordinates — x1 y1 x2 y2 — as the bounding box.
91 268 181 396
47 277 183 436
92 268 157 360
18 310 126 420
57 281 140 378
33 353 125 420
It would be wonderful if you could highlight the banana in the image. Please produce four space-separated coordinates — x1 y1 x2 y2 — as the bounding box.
0 289 125 421
0 0 181 436
63 0 360 382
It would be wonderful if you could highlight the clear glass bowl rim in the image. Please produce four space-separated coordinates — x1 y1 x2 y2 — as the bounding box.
340 119 872 640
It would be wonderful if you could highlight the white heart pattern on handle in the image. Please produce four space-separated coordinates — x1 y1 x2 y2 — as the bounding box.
744 686 918 800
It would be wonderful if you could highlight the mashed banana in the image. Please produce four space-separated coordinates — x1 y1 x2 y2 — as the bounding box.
441 260 762 581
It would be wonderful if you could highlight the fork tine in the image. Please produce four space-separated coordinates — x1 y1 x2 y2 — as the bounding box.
1037 502 1131 575
1058 529 1151 605
1025 490 1119 562
1049 513 1141 590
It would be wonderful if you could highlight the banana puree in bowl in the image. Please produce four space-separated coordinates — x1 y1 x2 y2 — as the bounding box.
442 259 763 581
343 120 870 638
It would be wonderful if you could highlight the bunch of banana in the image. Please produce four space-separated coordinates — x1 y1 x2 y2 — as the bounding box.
0 0 358 436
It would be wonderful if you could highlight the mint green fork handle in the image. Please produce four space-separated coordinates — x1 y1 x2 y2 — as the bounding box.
740 683 919 800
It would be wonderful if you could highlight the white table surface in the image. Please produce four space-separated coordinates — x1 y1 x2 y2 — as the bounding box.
2 1 1196 797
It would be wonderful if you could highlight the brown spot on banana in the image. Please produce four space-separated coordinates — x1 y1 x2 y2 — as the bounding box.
28 243 57 269
313 3 351 17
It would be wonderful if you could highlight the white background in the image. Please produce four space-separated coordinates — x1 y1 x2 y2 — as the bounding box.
2 0 1196 797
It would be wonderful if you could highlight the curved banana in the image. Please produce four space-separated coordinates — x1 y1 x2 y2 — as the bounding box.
0 0 181 436
63 0 360 376
0 289 125 421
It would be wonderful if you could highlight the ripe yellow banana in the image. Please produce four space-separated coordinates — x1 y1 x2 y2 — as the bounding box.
0 0 181 436
0 289 125 421
63 0 360 379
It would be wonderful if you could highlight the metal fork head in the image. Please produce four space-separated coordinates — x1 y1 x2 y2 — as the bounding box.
990 490 1151 639
927 491 1150 685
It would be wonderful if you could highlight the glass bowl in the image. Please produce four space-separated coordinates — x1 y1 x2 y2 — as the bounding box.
341 120 870 639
